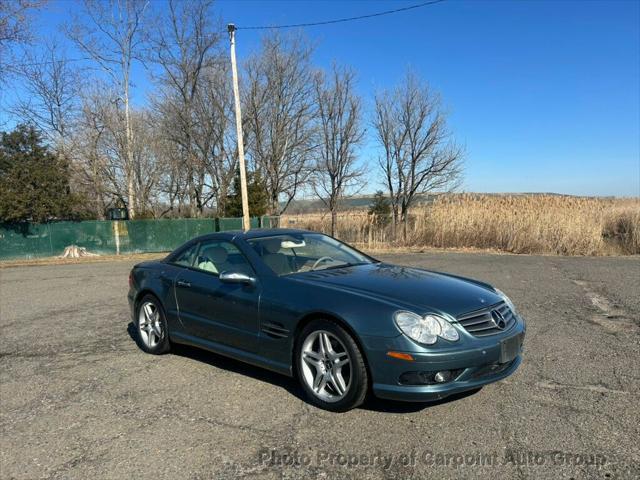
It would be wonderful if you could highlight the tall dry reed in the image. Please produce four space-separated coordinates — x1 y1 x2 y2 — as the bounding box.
281 195 640 255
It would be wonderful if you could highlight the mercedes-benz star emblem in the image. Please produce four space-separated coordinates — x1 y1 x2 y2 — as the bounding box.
491 310 506 329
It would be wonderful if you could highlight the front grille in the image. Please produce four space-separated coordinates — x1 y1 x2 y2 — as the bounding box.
456 302 516 337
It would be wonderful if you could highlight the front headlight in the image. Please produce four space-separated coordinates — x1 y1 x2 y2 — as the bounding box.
394 311 459 345
495 288 519 317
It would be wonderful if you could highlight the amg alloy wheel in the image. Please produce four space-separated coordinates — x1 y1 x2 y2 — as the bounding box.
297 320 368 411
135 295 170 354
301 330 351 402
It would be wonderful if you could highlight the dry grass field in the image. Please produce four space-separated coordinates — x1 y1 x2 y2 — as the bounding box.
282 194 640 256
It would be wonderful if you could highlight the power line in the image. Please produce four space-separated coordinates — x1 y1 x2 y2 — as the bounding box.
237 0 447 30
7 1 447 68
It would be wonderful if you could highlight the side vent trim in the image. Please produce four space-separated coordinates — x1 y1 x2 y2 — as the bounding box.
261 322 289 339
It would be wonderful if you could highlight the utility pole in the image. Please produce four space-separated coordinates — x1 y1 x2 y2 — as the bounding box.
228 23 251 231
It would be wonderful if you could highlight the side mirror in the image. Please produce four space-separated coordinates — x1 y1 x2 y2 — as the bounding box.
219 271 256 286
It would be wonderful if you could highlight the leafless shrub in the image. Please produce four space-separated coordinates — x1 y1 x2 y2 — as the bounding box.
602 208 640 254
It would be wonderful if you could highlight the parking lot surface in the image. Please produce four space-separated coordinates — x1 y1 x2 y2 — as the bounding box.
1 252 639 479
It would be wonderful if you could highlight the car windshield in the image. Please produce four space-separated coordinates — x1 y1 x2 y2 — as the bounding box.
248 233 374 276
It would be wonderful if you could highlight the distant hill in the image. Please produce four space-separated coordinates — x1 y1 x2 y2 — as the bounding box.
282 192 598 214
284 193 437 213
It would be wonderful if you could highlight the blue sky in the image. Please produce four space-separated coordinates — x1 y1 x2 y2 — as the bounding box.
4 0 640 196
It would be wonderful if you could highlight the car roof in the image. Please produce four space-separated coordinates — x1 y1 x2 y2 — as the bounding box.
189 228 316 244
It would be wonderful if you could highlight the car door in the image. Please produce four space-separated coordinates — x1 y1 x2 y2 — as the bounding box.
162 242 200 332
174 239 260 353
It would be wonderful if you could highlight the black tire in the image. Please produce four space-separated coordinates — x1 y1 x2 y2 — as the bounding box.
295 319 368 412
135 294 170 355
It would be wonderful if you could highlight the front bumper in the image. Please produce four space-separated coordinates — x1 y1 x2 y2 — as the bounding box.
373 355 522 402
362 319 525 402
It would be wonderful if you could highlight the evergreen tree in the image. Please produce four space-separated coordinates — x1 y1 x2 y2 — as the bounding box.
224 170 269 218
368 190 391 227
0 124 86 222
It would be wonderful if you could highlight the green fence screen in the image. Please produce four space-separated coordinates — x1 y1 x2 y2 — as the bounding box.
0 216 279 260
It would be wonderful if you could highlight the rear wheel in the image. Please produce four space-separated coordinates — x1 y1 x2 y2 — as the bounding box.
135 294 170 354
296 319 368 412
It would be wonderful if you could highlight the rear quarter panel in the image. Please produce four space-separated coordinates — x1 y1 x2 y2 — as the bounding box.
131 261 183 332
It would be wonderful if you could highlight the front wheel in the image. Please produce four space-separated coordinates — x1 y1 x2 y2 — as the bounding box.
296 319 368 412
135 294 170 354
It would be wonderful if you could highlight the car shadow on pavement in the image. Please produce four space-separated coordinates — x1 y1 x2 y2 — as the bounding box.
126 322 305 401
127 323 482 413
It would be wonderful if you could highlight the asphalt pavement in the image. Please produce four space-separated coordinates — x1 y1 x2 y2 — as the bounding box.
1 252 639 479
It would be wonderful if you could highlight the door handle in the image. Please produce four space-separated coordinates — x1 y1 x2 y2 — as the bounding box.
176 280 191 288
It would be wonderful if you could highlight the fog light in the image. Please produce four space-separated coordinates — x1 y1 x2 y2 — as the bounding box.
399 369 462 385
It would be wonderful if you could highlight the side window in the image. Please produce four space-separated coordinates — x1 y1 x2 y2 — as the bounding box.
194 240 253 276
172 244 198 267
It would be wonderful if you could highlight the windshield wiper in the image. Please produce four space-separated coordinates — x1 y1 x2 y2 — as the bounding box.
321 262 368 271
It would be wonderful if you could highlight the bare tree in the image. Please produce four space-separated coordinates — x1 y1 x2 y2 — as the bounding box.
373 71 463 242
149 130 190 217
72 86 117 218
312 64 364 236
11 41 80 152
73 84 161 219
130 109 163 216
244 32 316 215
0 0 46 82
148 0 225 217
193 65 238 216
151 66 236 217
67 0 149 219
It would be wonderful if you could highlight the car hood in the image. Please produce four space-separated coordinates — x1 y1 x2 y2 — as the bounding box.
291 263 501 318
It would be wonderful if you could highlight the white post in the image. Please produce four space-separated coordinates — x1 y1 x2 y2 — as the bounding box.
228 24 251 231
114 220 120 255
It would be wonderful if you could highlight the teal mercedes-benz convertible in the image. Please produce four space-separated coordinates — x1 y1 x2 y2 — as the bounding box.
128 229 525 411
